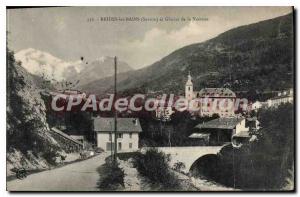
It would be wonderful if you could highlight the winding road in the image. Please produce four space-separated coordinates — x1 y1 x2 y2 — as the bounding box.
7 153 108 191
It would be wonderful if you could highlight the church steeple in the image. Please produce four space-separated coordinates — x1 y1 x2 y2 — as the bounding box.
185 71 194 100
186 71 192 85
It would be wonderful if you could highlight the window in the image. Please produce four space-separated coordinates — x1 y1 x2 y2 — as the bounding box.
118 133 123 138
118 142 122 150
129 133 132 139
109 133 112 141
129 143 132 149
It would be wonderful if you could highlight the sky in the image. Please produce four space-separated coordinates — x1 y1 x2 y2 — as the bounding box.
7 6 292 69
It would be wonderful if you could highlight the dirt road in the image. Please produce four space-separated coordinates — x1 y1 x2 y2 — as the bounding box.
7 153 108 191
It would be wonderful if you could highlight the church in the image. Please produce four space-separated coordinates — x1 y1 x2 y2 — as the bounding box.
185 73 236 118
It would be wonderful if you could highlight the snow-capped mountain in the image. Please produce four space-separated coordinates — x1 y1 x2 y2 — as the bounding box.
15 48 133 87
15 48 83 81
74 56 133 86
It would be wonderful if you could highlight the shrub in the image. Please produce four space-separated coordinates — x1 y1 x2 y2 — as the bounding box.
116 152 140 161
42 147 59 166
195 104 295 190
97 160 124 191
134 148 180 190
173 161 186 173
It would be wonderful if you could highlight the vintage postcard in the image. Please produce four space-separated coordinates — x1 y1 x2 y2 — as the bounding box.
6 6 294 191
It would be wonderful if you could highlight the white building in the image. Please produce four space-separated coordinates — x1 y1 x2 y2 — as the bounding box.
267 88 293 108
155 106 174 121
93 117 142 152
250 101 263 112
198 88 236 117
246 117 260 131
184 73 236 118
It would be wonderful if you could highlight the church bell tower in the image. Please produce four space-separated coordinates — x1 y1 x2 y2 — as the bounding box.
185 71 194 100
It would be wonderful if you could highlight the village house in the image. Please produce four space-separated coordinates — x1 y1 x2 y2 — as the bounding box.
185 73 236 117
190 117 249 146
155 106 174 121
249 88 293 111
93 117 142 152
266 88 293 108
197 88 236 117
153 95 176 121
250 101 263 112
246 117 260 131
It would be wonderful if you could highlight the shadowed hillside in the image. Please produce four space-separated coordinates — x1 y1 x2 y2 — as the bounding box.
79 12 293 98
7 48 64 173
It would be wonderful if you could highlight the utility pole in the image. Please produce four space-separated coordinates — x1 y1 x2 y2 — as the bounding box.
110 122 113 162
233 147 236 189
113 56 118 164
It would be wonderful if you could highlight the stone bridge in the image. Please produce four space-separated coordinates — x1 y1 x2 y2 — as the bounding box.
157 146 226 173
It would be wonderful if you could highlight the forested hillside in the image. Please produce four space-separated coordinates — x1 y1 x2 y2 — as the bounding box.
80 13 294 98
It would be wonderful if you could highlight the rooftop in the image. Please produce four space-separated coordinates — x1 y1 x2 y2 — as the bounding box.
269 94 293 100
195 117 244 130
233 132 250 138
198 88 236 98
189 133 210 139
93 117 142 133
51 127 83 146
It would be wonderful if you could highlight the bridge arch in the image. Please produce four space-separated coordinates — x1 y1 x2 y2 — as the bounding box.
188 144 236 188
156 146 226 173
189 153 219 177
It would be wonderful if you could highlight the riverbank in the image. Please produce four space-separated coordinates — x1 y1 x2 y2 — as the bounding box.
173 171 237 191
118 157 198 191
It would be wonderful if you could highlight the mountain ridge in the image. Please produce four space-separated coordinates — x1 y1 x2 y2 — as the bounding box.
79 12 294 98
15 49 133 87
